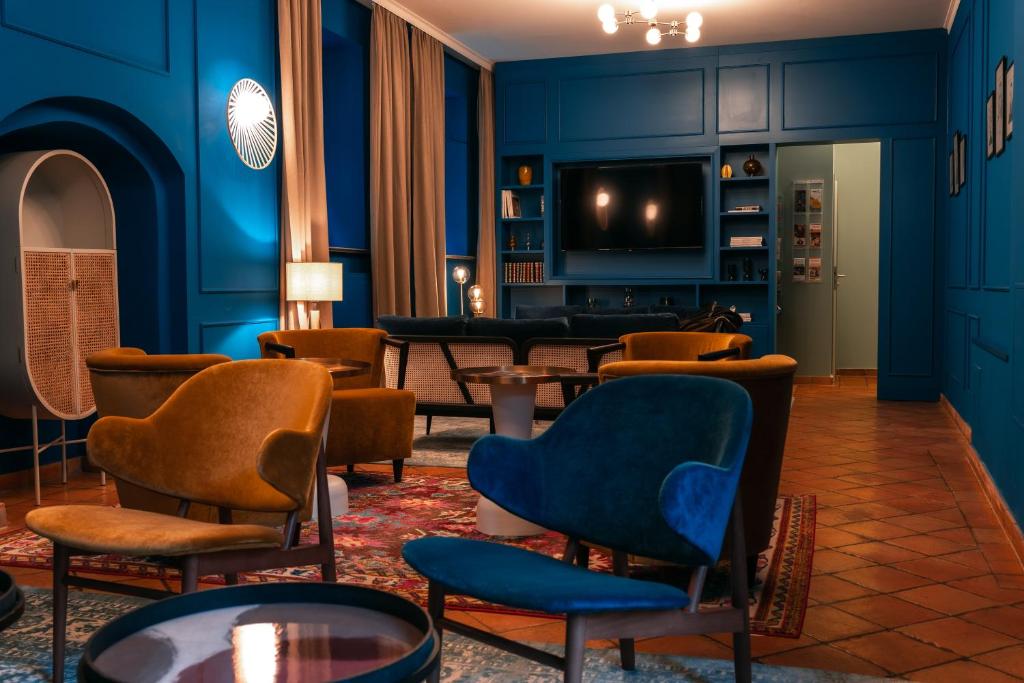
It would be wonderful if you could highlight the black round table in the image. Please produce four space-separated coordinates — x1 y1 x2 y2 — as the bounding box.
79 583 439 683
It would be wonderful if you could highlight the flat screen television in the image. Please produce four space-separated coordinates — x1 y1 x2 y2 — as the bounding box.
558 160 705 251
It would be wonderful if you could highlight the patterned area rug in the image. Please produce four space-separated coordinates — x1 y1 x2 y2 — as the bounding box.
0 471 814 638
2 589 881 682
408 415 511 467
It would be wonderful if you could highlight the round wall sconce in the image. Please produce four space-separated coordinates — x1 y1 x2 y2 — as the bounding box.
226 78 278 170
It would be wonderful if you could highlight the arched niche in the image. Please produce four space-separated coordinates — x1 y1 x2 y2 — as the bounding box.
0 98 188 355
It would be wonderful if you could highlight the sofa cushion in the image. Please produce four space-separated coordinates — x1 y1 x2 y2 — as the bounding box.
514 304 584 320
650 305 699 321
466 317 569 347
587 306 651 315
570 313 680 339
377 315 467 336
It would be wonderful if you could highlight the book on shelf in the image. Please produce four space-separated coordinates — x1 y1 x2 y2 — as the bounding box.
739 312 752 323
501 190 522 219
727 204 763 213
729 236 765 247
504 260 544 284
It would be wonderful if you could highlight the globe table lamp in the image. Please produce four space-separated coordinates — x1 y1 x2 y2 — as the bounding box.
286 262 343 329
452 265 470 315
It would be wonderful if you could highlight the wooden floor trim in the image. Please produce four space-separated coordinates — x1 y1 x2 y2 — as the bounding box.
941 393 1024 571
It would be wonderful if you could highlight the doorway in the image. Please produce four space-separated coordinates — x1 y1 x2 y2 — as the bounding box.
776 142 881 381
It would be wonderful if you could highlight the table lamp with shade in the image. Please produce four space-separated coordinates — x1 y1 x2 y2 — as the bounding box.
286 261 343 329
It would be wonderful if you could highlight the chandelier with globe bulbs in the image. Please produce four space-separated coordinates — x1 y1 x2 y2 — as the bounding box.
597 2 703 46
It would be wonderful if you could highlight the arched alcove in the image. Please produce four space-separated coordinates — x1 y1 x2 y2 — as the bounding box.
0 98 187 355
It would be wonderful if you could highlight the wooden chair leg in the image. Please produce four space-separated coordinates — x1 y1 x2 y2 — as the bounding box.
392 459 404 483
426 581 445 683
488 415 495 434
224 573 239 585
425 415 432 435
347 464 355 474
611 551 636 670
52 544 69 683
181 556 199 593
730 498 752 683
564 614 586 683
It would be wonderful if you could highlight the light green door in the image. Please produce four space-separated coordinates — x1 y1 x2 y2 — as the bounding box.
834 142 881 371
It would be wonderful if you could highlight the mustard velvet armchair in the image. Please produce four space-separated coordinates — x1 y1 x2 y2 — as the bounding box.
589 331 753 369
258 328 416 482
86 347 231 519
598 355 797 578
25 359 335 683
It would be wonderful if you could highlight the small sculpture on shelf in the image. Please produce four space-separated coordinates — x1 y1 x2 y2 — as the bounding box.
517 164 533 186
742 154 763 177
659 296 674 306
727 264 738 281
624 287 634 309
758 267 769 281
586 297 598 311
721 163 733 179
742 257 754 281
524 233 532 250
507 234 517 251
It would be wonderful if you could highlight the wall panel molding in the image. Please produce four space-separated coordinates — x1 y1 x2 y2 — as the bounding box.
0 0 170 73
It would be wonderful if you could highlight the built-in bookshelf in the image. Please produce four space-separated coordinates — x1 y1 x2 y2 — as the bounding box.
494 145 777 357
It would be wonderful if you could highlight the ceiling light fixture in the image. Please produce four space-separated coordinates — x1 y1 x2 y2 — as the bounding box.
596 3 703 47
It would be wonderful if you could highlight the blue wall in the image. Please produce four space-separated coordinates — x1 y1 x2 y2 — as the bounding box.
494 30 947 402
0 0 280 471
942 0 1024 523
323 0 373 328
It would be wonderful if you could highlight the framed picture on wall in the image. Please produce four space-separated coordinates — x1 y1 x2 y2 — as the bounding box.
954 132 962 187
1008 62 1015 139
987 93 996 158
996 57 1006 155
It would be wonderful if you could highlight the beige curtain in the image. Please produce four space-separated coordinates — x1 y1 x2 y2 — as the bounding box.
278 0 331 329
476 69 496 317
411 29 447 317
370 6 413 317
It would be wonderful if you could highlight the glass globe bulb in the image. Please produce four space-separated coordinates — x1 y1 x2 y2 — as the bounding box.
685 27 700 43
646 26 662 45
639 0 657 20
468 284 483 300
597 3 616 23
685 11 703 29
602 20 619 34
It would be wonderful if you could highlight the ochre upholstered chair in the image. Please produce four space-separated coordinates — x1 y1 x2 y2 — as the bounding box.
26 359 335 683
403 375 754 683
258 328 415 482
86 347 231 520
599 355 797 575
589 331 753 369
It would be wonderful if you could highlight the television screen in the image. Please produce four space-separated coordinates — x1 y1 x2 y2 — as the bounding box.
558 161 705 251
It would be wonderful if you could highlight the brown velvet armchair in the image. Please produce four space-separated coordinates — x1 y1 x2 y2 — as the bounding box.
26 359 335 683
258 328 416 482
598 354 797 576
86 347 231 520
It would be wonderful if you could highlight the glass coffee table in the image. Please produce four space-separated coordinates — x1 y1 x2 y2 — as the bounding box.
452 365 575 537
79 583 438 683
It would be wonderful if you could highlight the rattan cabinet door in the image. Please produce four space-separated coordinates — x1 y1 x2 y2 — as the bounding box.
71 250 118 414
22 250 76 417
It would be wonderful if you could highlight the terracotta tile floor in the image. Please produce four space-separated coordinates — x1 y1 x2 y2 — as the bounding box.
2 376 1024 679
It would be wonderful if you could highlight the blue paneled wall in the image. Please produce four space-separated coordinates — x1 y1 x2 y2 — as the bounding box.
0 0 280 472
494 30 946 402
943 0 1024 524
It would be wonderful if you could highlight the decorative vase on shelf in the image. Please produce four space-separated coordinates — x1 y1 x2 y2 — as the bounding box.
507 234 517 251
742 257 754 281
624 287 634 309
742 155 763 177
517 165 533 185
721 163 733 179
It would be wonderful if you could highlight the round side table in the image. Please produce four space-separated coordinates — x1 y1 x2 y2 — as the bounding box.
296 359 372 520
452 365 574 537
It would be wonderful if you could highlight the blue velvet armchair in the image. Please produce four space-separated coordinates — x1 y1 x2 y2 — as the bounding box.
403 375 754 682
